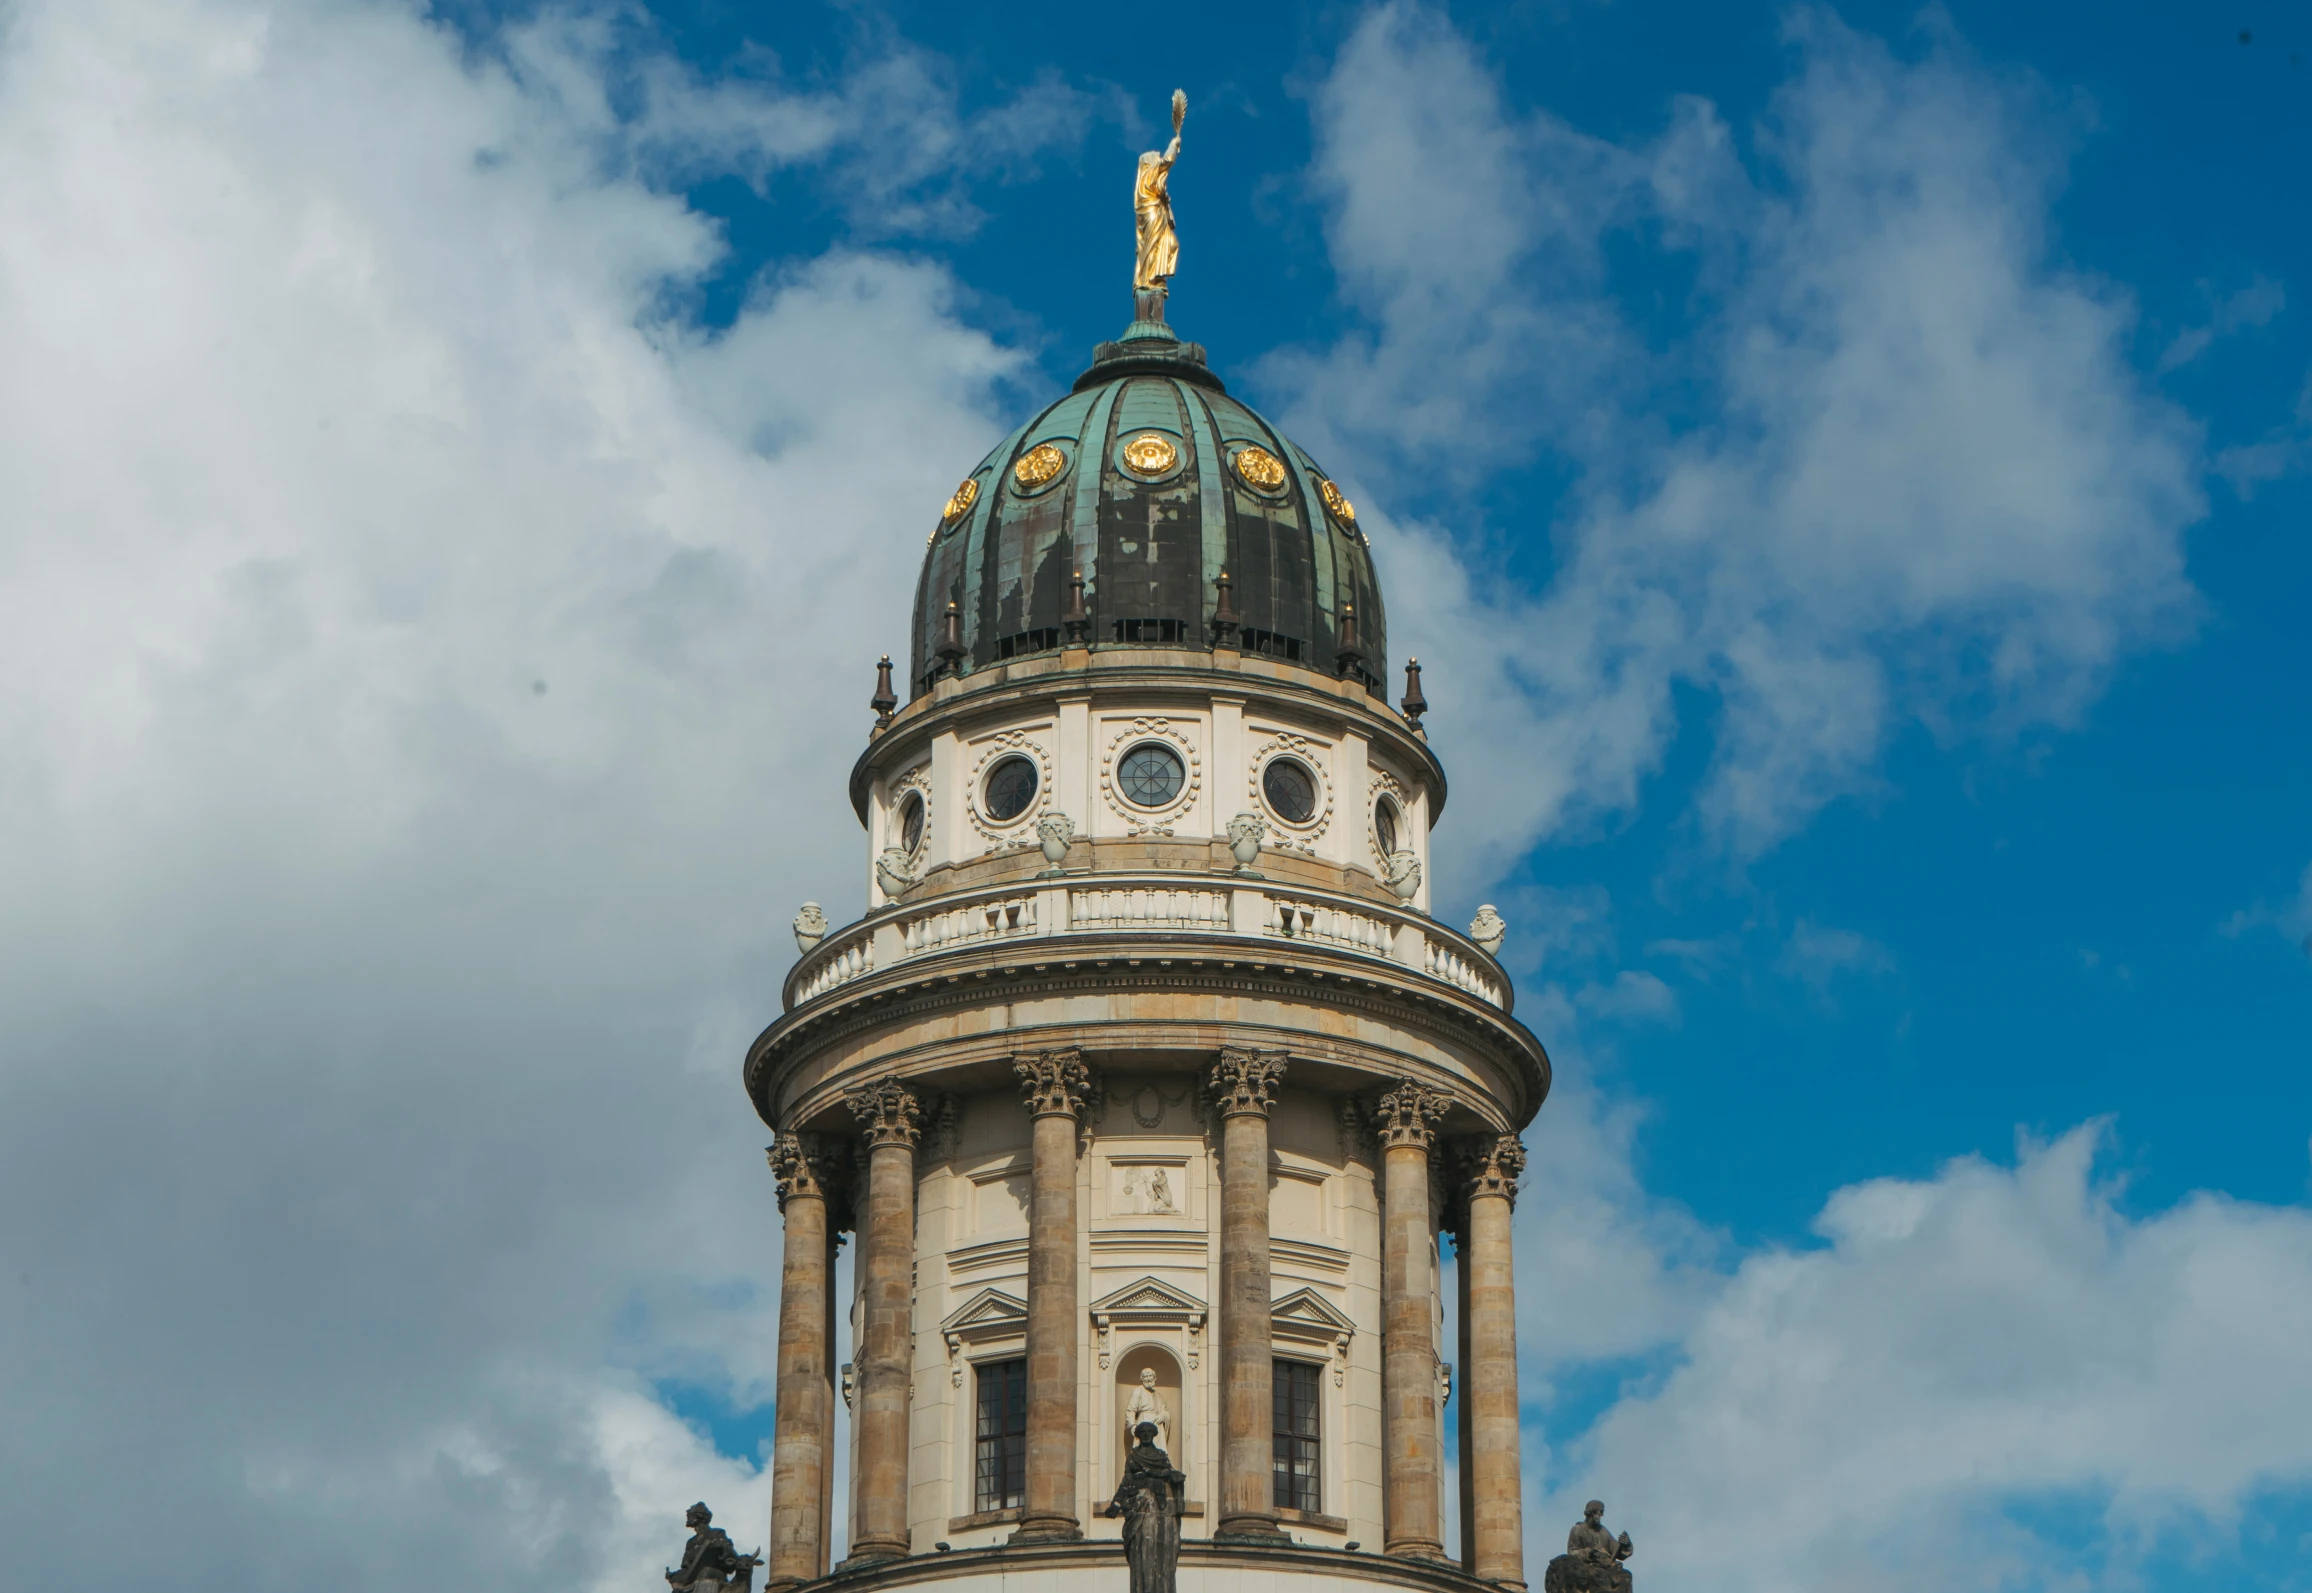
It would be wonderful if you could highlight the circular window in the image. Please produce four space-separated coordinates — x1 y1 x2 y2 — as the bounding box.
983 756 1039 823
1374 796 1399 857
1117 742 1186 808
898 793 926 855
1262 759 1317 825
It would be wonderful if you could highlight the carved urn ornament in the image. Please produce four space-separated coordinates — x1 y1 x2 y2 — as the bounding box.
1384 848 1422 902
1469 903 1508 954
792 902 828 953
874 846 917 903
1225 810 1265 873
1036 810 1076 872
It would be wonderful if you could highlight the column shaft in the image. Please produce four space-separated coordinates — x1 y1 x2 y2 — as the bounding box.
843 1077 922 1565
1455 1221 1475 1573
767 1135 833 1589
1466 1137 1528 1589
1212 1049 1289 1542
1377 1083 1449 1560
1014 1050 1090 1543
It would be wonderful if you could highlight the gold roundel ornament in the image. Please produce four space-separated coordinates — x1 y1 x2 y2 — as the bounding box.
1317 477 1356 526
1121 432 1178 477
1233 446 1287 492
1013 443 1067 490
942 476 980 523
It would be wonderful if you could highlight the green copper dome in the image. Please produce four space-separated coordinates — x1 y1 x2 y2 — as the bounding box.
907 323 1387 699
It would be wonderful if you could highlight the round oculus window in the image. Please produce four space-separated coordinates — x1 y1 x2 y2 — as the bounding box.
1374 797 1399 857
1117 742 1186 808
1262 758 1318 825
983 756 1039 823
898 793 925 855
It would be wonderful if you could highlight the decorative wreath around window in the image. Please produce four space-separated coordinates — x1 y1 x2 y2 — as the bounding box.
1247 733 1332 852
966 732 1053 848
1099 719 1201 836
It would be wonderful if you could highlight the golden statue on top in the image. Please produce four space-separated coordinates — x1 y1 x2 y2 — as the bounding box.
1133 89 1186 322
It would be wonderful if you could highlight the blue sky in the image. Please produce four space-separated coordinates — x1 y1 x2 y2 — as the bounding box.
0 2 2306 1590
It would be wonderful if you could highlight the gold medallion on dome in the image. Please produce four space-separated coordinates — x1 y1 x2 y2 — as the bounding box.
942 476 980 523
1013 443 1067 490
1233 445 1288 493
1120 432 1179 477
1317 477 1356 526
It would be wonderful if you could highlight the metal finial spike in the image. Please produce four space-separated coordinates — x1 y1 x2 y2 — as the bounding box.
1400 657 1428 729
870 654 898 723
1064 569 1091 644
1210 568 1240 648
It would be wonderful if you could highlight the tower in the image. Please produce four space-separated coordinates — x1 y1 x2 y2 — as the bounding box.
744 150 1549 1593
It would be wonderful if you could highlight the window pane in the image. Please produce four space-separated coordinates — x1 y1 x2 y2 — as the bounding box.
1272 1359 1322 1513
975 1358 1028 1512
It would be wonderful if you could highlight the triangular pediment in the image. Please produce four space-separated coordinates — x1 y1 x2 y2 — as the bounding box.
941 1287 1026 1335
1270 1285 1355 1335
1089 1275 1207 1317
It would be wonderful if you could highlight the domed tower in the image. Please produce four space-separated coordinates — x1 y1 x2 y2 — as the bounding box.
744 114 1548 1593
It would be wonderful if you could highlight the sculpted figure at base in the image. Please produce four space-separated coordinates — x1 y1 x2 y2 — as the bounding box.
1106 1421 1185 1593
1542 1501 1634 1593
666 1502 762 1593
1122 1366 1172 1455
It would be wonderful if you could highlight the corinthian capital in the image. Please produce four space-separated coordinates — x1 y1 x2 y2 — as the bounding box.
1461 1133 1527 1206
843 1074 924 1149
767 1131 846 1211
1015 1047 1093 1119
1371 1081 1450 1151
1209 1047 1287 1118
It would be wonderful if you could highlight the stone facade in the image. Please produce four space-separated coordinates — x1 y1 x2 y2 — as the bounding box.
743 321 1548 1593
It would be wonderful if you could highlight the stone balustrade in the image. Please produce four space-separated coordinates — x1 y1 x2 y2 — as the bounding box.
782 874 1509 1014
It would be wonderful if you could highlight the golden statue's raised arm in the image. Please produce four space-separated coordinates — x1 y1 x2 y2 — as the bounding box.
1133 90 1187 319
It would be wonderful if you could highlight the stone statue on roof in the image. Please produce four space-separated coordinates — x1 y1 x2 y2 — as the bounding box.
1543 1500 1634 1593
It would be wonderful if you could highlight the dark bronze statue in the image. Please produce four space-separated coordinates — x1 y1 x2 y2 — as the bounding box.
1542 1500 1634 1593
665 1502 762 1593
1105 1421 1185 1593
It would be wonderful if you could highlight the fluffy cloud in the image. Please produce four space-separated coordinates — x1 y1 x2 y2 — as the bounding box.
1273 4 2203 873
1544 1124 2312 1593
0 1 1029 1586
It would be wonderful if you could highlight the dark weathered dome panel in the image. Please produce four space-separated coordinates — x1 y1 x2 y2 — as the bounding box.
909 326 1386 698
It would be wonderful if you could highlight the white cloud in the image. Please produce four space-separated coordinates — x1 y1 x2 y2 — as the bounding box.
1546 1124 2312 1593
2219 858 2312 957
0 0 1027 1585
1777 916 1896 990
2159 275 2286 372
1275 4 2203 872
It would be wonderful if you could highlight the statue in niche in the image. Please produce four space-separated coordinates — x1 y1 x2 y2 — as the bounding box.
664 1502 761 1593
1119 1167 1177 1216
1543 1500 1634 1593
1107 1421 1185 1593
1122 1365 1172 1456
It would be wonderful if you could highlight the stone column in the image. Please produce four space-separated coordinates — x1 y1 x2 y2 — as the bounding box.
1211 1047 1290 1542
767 1133 839 1589
842 1075 923 1565
1374 1081 1449 1561
1452 1194 1475 1574
1012 1048 1092 1543
1463 1135 1528 1588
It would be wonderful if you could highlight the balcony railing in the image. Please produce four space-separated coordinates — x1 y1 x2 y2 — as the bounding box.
782 874 1509 1014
